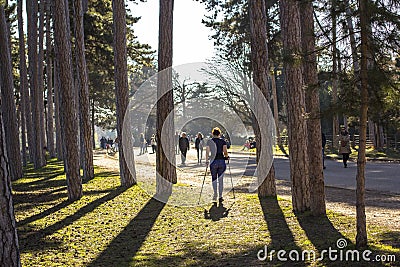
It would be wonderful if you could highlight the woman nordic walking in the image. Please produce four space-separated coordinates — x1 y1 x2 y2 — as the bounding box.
205 127 229 202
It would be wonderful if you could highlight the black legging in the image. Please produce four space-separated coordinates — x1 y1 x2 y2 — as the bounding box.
342 153 350 167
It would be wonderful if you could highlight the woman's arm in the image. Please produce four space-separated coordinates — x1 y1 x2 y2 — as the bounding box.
223 145 228 158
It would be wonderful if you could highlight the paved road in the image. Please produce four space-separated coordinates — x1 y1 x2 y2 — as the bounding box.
232 153 400 194
130 148 400 194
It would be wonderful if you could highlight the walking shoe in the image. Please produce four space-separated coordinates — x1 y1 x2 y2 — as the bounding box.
219 197 224 203
212 195 217 202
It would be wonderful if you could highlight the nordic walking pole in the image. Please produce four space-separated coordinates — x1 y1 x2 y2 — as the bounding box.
227 157 235 199
198 164 208 205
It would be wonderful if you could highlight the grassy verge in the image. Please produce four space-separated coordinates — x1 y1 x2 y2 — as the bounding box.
14 159 399 266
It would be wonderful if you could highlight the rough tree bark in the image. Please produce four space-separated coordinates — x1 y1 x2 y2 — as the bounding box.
46 0 55 158
270 71 281 145
53 50 63 160
53 0 82 201
300 0 326 216
17 0 29 166
248 0 276 197
38 0 47 157
73 0 94 180
0 4 23 180
356 0 368 248
156 0 176 199
0 113 21 267
332 0 340 150
0 5 22 267
27 0 46 169
279 0 310 212
112 0 136 187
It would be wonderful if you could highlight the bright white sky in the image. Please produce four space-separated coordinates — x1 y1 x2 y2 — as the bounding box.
127 0 216 66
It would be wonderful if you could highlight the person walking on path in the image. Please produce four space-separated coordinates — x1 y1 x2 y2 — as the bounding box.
195 132 204 164
179 132 190 165
339 126 351 168
150 134 157 154
205 127 229 202
175 131 180 155
139 133 146 155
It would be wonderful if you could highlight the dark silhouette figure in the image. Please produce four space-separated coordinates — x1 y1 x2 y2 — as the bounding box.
204 202 229 221
178 132 190 165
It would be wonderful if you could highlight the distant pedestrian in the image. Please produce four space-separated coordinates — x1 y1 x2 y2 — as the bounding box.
322 132 326 169
114 137 119 152
175 131 180 155
195 132 204 164
339 126 351 168
100 136 107 149
179 132 190 165
150 134 157 154
139 133 146 155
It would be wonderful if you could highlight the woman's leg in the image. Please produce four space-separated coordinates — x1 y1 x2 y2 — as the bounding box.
343 153 349 167
210 162 218 200
180 150 185 164
217 160 227 200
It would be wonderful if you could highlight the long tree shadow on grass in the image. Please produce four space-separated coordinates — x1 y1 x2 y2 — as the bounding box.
378 231 400 249
296 213 392 266
16 189 114 227
296 213 354 266
19 186 128 252
259 196 306 266
87 197 166 267
128 241 278 267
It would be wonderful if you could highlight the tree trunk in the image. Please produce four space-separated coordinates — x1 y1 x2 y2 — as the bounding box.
17 0 28 166
156 0 176 199
54 0 82 201
300 0 326 216
332 0 339 151
91 99 95 149
368 119 375 148
18 0 32 166
270 70 281 145
248 0 276 197
53 51 63 160
18 96 27 167
46 0 55 158
112 0 136 187
377 124 384 148
73 0 94 180
0 110 21 267
0 5 23 181
279 0 310 212
0 5 22 265
27 0 46 169
38 0 47 158
356 0 368 248
344 0 360 73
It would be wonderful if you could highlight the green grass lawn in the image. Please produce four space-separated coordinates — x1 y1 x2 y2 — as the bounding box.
13 159 399 266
